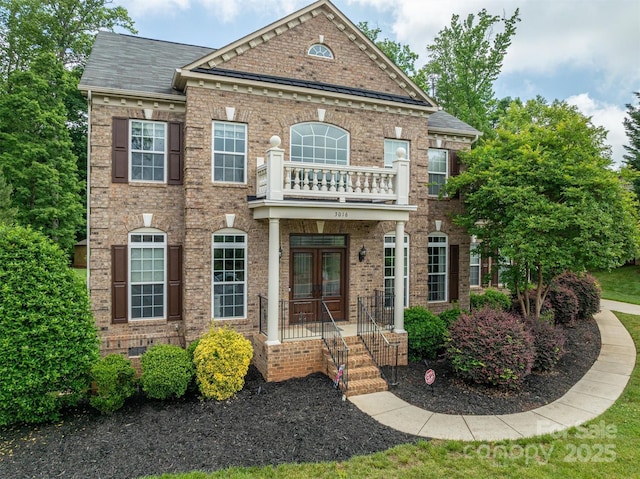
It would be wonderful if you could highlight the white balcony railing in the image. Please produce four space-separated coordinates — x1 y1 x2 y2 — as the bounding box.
256 136 410 205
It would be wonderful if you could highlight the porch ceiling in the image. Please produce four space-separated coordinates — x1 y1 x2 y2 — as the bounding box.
248 199 416 221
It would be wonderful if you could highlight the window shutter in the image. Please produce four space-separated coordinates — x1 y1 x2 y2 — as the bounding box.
112 245 128 323
167 122 184 185
449 150 460 198
112 118 129 183
449 244 459 302
167 245 183 321
481 256 490 287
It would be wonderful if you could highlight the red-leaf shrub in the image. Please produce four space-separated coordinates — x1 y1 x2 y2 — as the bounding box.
522 316 566 371
553 271 601 320
446 307 535 389
547 285 580 325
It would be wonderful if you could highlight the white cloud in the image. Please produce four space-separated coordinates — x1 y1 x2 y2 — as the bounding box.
566 93 628 169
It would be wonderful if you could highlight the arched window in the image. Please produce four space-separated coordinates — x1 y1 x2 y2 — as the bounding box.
290 122 349 165
212 230 247 319
308 44 333 59
428 233 448 302
129 228 166 319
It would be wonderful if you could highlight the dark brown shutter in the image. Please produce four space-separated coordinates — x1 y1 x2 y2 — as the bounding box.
449 150 460 198
112 245 128 323
112 118 129 183
481 255 490 287
167 122 184 185
449 244 459 302
167 245 182 321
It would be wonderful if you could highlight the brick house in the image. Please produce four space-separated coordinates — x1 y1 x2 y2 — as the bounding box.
79 0 480 395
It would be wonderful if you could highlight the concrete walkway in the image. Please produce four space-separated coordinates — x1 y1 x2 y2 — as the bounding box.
350 305 637 441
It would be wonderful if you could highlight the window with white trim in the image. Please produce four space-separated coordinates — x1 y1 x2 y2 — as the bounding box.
290 123 349 165
428 233 447 302
428 148 448 196
129 232 166 319
212 121 247 183
384 233 409 307
470 240 481 288
384 139 409 168
130 120 166 182
212 232 247 319
308 44 334 59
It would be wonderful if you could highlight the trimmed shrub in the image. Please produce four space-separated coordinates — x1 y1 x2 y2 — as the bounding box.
194 327 253 401
438 307 462 328
90 354 137 414
140 344 194 400
447 307 535 388
404 306 447 361
547 285 580 325
470 288 511 312
0 225 100 426
554 271 601 320
522 317 566 371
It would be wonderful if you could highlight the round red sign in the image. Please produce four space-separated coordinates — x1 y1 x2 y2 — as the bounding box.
424 369 436 385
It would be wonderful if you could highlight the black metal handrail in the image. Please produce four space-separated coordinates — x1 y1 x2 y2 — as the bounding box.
357 294 399 387
321 301 349 393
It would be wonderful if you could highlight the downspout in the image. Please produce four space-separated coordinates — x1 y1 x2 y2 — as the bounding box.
86 90 91 290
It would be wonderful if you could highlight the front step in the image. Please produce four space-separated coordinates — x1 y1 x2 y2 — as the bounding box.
324 336 388 397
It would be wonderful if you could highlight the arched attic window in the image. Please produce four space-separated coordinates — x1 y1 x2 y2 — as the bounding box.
308 43 334 59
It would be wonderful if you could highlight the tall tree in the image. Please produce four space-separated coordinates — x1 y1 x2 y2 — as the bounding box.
418 8 520 136
0 53 83 253
0 171 17 224
623 91 640 198
358 21 419 78
448 97 640 319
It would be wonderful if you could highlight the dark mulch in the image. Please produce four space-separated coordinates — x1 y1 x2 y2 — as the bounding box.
0 318 600 479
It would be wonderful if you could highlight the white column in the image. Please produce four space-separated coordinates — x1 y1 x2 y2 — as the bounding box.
266 217 281 344
266 135 284 201
392 147 410 205
394 220 406 333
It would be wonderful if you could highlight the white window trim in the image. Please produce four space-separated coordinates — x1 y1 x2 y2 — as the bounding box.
212 230 248 320
384 233 410 307
428 232 448 303
428 148 448 197
212 121 248 184
470 240 481 288
129 120 167 184
128 228 167 321
290 122 350 165
384 139 410 168
308 44 334 59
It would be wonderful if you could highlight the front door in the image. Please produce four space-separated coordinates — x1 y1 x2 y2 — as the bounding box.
290 236 347 323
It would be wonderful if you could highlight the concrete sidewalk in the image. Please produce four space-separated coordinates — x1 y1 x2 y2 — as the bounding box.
349 307 637 441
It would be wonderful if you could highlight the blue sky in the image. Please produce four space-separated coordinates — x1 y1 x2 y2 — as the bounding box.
113 0 640 168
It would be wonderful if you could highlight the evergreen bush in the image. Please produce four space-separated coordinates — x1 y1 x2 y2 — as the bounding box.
438 307 462 328
404 306 447 361
470 288 511 311
447 307 535 388
193 327 253 401
0 225 99 426
90 354 137 414
140 344 194 400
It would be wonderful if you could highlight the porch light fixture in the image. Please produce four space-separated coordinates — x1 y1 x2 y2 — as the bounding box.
358 245 367 262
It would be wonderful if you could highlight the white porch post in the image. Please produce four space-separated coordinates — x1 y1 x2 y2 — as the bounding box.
393 147 410 206
266 135 284 201
266 217 281 344
394 220 406 333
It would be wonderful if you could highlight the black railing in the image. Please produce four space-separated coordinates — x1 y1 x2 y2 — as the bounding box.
321 301 349 393
258 294 268 336
258 295 330 342
357 293 399 387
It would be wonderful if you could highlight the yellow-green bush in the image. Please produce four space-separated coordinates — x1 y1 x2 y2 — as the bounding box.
193 327 253 400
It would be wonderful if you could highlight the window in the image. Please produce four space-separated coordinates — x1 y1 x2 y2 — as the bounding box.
212 233 247 319
308 44 333 59
470 240 481 288
384 234 409 307
290 123 349 165
129 232 166 319
212 122 247 183
384 139 409 168
428 234 447 302
130 120 166 182
428 148 448 196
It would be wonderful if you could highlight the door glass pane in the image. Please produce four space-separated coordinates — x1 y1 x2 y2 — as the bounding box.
293 252 313 299
322 252 341 297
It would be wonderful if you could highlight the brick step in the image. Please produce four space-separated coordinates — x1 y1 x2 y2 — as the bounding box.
342 377 388 397
327 363 381 381
324 351 373 369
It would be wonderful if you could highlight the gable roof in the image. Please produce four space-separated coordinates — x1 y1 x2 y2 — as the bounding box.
79 31 213 98
428 110 482 138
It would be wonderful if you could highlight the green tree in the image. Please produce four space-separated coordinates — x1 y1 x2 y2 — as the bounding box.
358 21 419 78
0 53 83 253
0 171 16 224
448 97 640 319
623 91 640 197
417 8 520 136
0 224 99 425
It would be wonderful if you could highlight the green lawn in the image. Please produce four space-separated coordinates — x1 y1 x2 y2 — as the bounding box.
592 265 640 305
143 311 640 479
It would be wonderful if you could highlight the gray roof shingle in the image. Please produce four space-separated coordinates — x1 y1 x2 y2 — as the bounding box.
428 110 481 136
79 31 214 96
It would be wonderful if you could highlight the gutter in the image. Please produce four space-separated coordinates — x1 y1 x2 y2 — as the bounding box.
86 90 91 290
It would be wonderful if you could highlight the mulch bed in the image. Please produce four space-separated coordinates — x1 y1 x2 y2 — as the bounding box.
0 317 600 479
